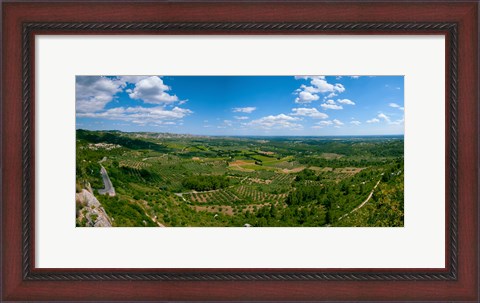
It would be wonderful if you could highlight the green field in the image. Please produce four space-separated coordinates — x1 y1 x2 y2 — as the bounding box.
76 129 404 227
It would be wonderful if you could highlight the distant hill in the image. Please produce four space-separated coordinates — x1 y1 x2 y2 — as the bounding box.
76 129 170 152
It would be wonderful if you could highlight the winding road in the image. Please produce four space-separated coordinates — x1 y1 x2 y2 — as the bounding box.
338 178 382 221
98 165 116 196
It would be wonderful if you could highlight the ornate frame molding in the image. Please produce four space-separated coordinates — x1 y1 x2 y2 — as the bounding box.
22 22 458 281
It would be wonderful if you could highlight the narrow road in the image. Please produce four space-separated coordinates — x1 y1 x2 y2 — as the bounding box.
338 178 381 221
174 193 187 201
98 165 115 196
144 210 165 227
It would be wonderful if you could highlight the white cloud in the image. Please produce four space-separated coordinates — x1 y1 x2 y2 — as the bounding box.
295 75 325 80
350 76 360 79
313 119 343 127
350 120 361 125
333 119 344 126
291 108 328 119
295 91 320 103
232 107 256 113
317 120 333 126
294 76 346 105
326 99 336 105
234 116 249 120
337 98 355 105
390 118 405 125
325 92 337 99
128 76 179 104
370 113 404 125
377 113 391 123
119 76 151 84
366 113 404 125
389 103 405 111
321 103 343 110
76 106 192 125
76 76 125 113
248 114 302 130
223 120 233 127
310 77 345 93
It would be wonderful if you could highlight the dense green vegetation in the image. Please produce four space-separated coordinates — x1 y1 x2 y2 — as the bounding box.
182 175 230 191
76 130 404 227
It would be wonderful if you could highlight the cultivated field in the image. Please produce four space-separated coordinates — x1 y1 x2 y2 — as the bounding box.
76 130 404 227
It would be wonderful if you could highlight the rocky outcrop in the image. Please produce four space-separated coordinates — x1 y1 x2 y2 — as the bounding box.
76 189 112 227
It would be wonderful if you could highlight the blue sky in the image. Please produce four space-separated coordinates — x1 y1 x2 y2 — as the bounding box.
76 75 404 136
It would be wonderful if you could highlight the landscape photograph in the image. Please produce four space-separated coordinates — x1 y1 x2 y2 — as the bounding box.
76 75 404 227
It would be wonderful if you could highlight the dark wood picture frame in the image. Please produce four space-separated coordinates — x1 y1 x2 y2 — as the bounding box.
1 1 478 301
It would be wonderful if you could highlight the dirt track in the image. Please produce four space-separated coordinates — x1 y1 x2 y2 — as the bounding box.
338 178 382 221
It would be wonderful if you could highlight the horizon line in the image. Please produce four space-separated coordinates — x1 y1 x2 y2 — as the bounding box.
76 128 404 137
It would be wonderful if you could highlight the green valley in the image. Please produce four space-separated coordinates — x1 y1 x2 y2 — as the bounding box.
76 129 404 227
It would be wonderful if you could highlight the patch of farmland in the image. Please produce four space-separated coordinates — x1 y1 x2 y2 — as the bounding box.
184 188 240 204
270 161 299 169
319 153 344 159
229 159 255 166
337 167 365 176
119 160 151 169
245 178 272 185
232 186 288 203
191 205 234 216
250 154 277 162
240 201 286 214
271 173 295 184
310 166 334 172
282 166 306 174
242 164 278 172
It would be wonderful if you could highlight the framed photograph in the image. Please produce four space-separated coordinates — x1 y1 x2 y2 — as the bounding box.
2 1 478 302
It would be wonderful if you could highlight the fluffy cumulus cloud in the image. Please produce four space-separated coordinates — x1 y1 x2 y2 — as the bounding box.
234 116 249 120
295 91 320 104
291 108 328 119
320 99 343 110
350 120 361 125
332 119 344 126
366 113 403 125
76 76 125 113
337 98 355 105
128 76 179 104
317 120 333 126
381 113 404 125
232 107 256 113
120 76 151 84
76 106 192 125
294 76 346 104
312 119 343 128
367 113 404 125
76 75 192 128
248 114 302 130
389 102 404 111
377 113 391 123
